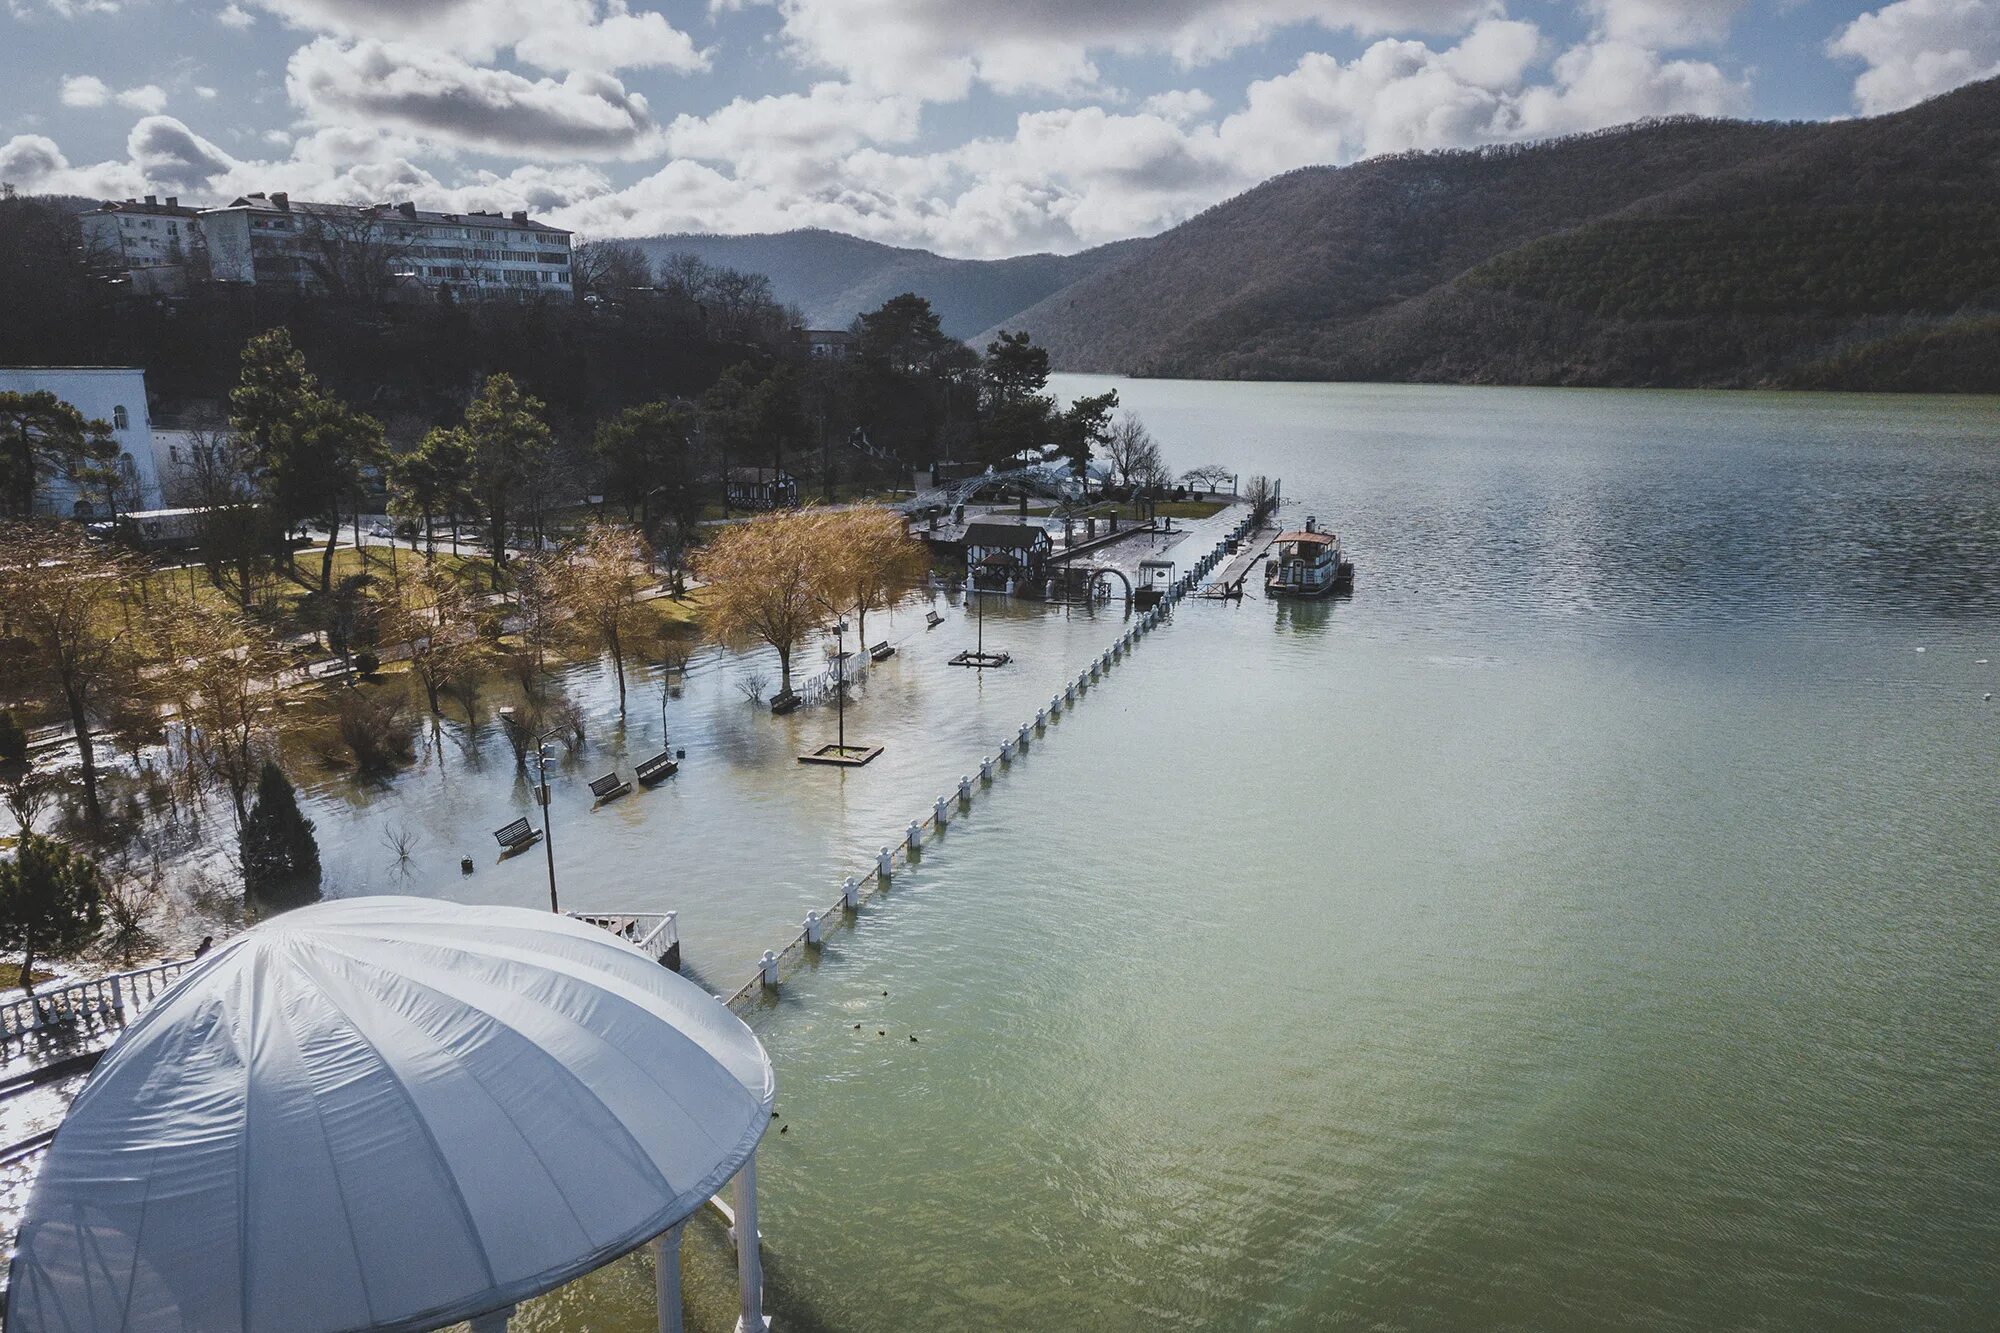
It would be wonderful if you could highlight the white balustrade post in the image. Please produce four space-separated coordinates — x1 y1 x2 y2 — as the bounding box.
655 1222 686 1333
958 775 973 801
842 876 860 909
1019 723 1032 749
980 756 994 781
877 847 894 879
935 796 949 826
759 951 779 988
906 821 922 852
735 1153 768 1331
804 912 822 946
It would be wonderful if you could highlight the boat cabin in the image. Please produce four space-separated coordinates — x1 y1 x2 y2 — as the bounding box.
1265 516 1348 597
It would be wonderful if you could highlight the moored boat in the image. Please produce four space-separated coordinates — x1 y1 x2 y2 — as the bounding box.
1265 516 1352 597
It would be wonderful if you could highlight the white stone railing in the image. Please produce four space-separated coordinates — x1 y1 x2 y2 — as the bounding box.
567 911 679 967
0 958 195 1055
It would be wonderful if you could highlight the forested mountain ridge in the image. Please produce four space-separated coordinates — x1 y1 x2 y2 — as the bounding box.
625 229 1146 338
985 77 2000 390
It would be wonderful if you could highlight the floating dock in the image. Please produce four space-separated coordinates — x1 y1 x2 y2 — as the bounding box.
1200 525 1279 598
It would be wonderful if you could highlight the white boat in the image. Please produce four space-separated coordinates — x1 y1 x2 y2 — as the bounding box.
1265 516 1352 597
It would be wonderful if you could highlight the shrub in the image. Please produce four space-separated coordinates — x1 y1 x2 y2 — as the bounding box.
0 833 104 993
353 650 381 677
335 693 412 775
0 711 26 766
239 761 322 908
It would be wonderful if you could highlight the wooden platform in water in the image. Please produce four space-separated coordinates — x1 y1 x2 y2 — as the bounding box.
1202 526 1280 597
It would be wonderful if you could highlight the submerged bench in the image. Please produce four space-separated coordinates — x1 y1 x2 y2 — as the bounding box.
925 610 944 628
588 771 631 802
869 640 896 661
493 817 541 854
635 751 679 785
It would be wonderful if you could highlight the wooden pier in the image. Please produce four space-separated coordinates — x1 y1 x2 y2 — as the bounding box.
1200 525 1279 598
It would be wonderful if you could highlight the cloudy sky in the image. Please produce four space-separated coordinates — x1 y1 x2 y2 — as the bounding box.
3 0 1996 257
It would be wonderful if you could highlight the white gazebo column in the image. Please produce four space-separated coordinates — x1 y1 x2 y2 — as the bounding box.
735 1152 769 1331
655 1221 686 1333
470 1305 515 1333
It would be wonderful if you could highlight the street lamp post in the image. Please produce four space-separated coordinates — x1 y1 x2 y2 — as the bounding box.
531 735 561 913
834 618 849 753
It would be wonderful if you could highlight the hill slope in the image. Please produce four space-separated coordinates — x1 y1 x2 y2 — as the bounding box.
989 78 2000 390
625 229 1145 339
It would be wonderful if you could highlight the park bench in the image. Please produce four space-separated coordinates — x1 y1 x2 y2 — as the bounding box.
588 771 631 803
493 817 541 855
869 641 896 661
770 691 802 715
925 610 944 628
635 751 679 785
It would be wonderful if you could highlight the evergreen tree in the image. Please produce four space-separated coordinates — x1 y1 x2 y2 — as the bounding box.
239 760 322 907
0 832 104 993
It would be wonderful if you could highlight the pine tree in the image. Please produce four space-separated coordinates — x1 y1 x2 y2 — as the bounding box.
0 833 104 993
239 761 321 907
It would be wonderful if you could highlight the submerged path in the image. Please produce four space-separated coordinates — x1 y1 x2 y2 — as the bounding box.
716 503 1263 1012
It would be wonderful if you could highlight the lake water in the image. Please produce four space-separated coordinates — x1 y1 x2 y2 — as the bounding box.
23 381 2000 1330
650 381 1995 1332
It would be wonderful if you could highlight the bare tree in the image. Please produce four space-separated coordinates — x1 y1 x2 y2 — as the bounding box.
1180 463 1233 493
1103 413 1164 491
0 523 143 823
295 207 418 305
572 239 654 299
561 521 651 713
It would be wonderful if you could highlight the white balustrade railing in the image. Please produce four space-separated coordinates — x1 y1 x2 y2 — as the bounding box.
568 911 680 965
0 958 195 1054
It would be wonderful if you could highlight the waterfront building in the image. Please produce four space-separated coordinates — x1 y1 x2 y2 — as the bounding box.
200 193 573 301
0 366 162 515
962 520 1053 591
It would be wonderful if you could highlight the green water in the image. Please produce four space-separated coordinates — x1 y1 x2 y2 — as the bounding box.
72 382 2000 1330
706 384 1997 1331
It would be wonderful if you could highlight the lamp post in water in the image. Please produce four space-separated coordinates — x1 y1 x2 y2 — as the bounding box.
532 735 561 913
834 617 850 753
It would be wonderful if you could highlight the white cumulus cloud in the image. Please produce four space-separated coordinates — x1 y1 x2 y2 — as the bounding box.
1829 0 2000 113
59 75 111 107
285 37 662 158
243 0 707 73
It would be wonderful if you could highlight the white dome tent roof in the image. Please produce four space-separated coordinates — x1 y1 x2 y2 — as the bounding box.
6 898 774 1333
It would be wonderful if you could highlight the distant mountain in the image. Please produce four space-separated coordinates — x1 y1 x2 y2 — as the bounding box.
625 229 1147 340
986 77 2000 391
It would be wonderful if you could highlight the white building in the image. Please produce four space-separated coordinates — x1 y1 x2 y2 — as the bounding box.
201 192 573 300
80 197 204 271
0 367 163 516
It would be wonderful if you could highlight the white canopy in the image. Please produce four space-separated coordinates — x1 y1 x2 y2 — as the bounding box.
7 897 774 1333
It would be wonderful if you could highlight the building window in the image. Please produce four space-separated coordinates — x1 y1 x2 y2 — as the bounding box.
113 405 129 430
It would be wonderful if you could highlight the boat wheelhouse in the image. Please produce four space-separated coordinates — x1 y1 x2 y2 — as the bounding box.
1265 516 1351 597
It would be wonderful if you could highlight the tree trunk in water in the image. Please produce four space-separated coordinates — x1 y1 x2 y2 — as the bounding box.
777 644 792 695
19 940 36 997
610 629 625 713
